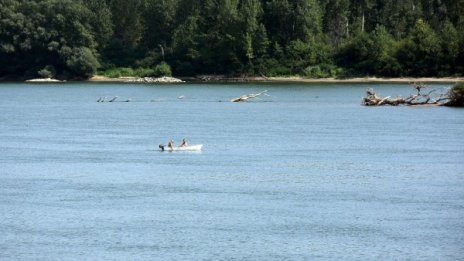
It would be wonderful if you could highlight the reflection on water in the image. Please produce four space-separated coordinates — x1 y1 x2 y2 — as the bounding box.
0 83 463 260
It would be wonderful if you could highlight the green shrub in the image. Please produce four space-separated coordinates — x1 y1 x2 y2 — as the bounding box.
37 65 55 78
303 64 342 78
152 62 172 77
100 67 156 78
265 66 293 77
133 68 155 77
447 82 464 107
135 51 159 68
100 67 130 78
66 47 100 77
119 67 135 76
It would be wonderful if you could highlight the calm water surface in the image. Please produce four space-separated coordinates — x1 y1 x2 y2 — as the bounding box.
0 83 463 260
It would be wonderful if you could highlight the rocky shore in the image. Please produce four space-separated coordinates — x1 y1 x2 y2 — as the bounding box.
89 76 184 83
125 76 185 83
16 75 463 84
190 75 464 84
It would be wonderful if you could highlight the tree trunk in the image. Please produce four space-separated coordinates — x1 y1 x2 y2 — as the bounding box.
362 86 450 106
231 90 269 102
361 10 365 32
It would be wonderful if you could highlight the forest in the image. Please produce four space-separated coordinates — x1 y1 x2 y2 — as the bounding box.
1 0 463 79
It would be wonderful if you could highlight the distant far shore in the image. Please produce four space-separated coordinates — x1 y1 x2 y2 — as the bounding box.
1 75 463 84
256 76 464 84
88 75 464 84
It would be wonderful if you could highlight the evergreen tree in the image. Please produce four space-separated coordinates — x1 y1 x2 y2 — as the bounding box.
104 0 146 66
143 0 178 49
379 0 422 39
0 0 99 78
201 0 242 73
293 0 323 41
323 0 350 49
438 21 459 75
350 0 374 33
264 0 293 44
1 0 463 78
82 0 113 50
171 16 201 75
238 0 269 72
396 19 441 76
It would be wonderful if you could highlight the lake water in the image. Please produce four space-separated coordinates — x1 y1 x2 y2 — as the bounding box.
0 82 463 260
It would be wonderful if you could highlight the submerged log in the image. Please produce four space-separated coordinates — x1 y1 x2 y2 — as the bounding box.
97 96 134 102
362 84 451 106
231 90 269 102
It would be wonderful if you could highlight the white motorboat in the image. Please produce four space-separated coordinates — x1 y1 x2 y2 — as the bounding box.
159 144 203 151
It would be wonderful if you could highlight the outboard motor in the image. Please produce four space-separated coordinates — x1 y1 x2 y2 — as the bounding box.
159 144 165 151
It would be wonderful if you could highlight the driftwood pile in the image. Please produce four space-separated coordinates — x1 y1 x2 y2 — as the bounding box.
231 90 269 102
362 83 450 106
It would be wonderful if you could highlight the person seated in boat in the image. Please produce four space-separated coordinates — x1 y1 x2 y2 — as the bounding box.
180 138 188 147
167 139 174 149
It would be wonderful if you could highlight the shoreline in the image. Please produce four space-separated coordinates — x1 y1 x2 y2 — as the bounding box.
1 75 463 84
88 75 464 84
261 76 463 84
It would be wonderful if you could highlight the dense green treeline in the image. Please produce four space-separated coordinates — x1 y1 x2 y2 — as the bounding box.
1 0 463 79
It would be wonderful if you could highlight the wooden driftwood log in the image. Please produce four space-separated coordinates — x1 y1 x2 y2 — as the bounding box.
231 90 269 102
362 84 450 106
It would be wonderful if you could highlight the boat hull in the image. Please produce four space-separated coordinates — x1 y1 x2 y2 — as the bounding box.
160 144 203 151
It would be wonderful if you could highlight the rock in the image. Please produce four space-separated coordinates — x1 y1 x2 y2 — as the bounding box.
126 76 184 83
26 78 64 82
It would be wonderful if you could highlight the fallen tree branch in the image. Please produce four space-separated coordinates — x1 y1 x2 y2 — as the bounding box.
377 96 391 105
362 85 451 106
231 90 269 102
